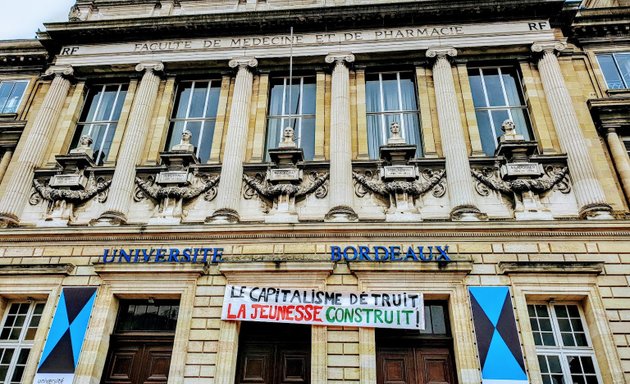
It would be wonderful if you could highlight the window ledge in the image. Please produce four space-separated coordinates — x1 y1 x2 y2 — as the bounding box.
606 89 630 98
498 261 603 275
0 263 75 275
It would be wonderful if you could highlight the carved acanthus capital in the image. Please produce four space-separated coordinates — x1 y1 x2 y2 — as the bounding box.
135 61 165 73
426 47 457 60
43 65 74 79
531 41 567 56
228 57 258 70
325 52 355 66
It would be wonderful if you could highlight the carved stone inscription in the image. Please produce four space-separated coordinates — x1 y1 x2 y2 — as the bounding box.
156 171 190 184
501 163 544 178
383 166 415 180
49 174 86 188
269 168 301 182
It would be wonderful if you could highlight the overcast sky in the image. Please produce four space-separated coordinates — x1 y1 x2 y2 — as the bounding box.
0 0 76 40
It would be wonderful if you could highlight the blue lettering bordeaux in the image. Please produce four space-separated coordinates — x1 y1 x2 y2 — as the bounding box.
330 245 450 262
102 247 224 264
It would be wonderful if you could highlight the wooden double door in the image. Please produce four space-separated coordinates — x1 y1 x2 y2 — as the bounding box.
377 346 455 384
235 322 311 384
100 334 174 384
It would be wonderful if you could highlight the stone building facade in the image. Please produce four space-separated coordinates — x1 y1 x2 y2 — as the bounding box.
0 0 629 383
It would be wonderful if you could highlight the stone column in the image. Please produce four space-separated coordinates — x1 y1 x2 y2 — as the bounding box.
0 65 73 227
0 149 13 182
532 41 613 219
207 57 258 224
604 126 630 203
426 47 484 221
93 62 163 225
324 52 358 222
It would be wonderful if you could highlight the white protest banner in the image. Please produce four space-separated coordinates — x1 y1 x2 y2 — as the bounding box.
221 285 424 330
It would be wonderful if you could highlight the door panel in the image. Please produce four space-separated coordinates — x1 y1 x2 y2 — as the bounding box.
237 344 275 384
416 349 454 384
377 350 415 384
101 337 173 384
377 347 455 384
278 349 309 384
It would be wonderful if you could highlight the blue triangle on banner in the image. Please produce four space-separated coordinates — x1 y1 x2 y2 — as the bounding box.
482 329 528 381
469 287 508 327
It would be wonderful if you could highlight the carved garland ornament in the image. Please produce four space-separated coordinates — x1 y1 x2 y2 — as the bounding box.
243 172 329 204
133 175 220 203
353 169 446 199
29 176 111 206
471 166 570 197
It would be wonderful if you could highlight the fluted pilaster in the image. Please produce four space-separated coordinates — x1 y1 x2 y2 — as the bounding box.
207 57 258 224
325 52 358 222
0 65 73 227
604 126 630 204
532 42 613 219
426 47 484 221
94 62 163 225
0 149 13 183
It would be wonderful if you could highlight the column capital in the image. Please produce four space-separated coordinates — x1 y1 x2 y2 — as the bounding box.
531 41 567 56
426 47 457 60
228 56 258 69
135 61 164 73
43 65 74 79
325 52 355 65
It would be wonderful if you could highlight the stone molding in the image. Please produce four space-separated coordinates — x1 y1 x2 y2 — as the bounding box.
43 64 74 78
228 56 258 69
531 40 567 55
0 263 75 275
425 46 457 59
347 260 472 274
135 61 164 72
324 52 355 65
93 262 208 276
498 261 604 275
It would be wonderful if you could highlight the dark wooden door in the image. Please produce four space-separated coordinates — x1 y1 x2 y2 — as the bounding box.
101 335 174 384
235 323 310 384
377 347 455 384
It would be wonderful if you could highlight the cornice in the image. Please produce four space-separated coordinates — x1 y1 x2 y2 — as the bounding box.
39 0 566 48
571 6 630 43
0 221 629 243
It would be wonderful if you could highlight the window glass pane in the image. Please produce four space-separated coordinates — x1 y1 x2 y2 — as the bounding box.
0 82 12 113
366 77 381 113
615 54 630 88
197 120 216 163
166 121 186 152
381 73 400 111
476 110 495 156
265 118 284 153
399 75 417 111
188 81 209 118
299 118 316 161
468 69 487 108
501 67 525 106
3 81 27 114
430 305 446 334
301 82 316 115
174 83 193 118
116 300 179 332
367 114 383 159
402 113 422 157
269 80 286 116
482 68 506 106
510 108 531 140
206 86 221 118
598 54 624 89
